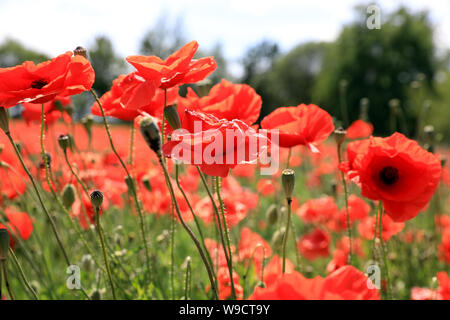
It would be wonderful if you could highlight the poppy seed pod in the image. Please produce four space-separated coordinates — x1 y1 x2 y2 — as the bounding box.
62 184 76 209
164 104 181 130
58 134 70 151
0 107 10 134
281 169 295 201
74 46 88 58
90 190 104 208
139 116 162 156
0 228 9 261
334 127 347 147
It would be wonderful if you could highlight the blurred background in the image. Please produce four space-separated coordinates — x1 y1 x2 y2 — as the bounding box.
1 0 449 142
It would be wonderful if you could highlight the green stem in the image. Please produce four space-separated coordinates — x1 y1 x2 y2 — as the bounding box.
4 129 71 267
184 257 191 300
90 89 151 282
215 177 237 299
2 261 14 300
128 122 135 165
9 248 39 300
337 140 353 264
170 204 175 299
40 106 104 273
378 204 392 299
159 158 219 300
94 206 117 299
197 168 234 292
282 198 292 273
175 165 216 286
63 150 90 197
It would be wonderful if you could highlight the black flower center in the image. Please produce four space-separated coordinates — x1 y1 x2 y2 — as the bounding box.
379 166 399 186
30 79 48 89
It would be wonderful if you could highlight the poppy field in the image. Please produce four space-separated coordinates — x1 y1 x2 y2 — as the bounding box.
0 40 449 302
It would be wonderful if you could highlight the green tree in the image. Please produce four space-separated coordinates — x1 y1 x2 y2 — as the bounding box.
139 14 186 58
313 6 437 135
0 38 49 67
88 36 127 96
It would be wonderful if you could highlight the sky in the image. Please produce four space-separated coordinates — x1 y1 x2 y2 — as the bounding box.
1 0 449 75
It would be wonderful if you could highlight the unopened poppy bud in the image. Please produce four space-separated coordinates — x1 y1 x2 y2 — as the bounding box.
124 176 134 194
423 125 434 139
40 152 52 169
164 104 181 130
90 190 103 208
0 229 9 261
62 183 76 209
196 79 212 97
74 46 88 58
334 127 346 146
424 143 434 154
81 254 94 271
128 232 136 243
90 289 102 300
142 175 152 192
281 169 295 201
265 204 278 225
389 99 400 113
0 107 10 134
82 114 93 132
139 116 162 156
271 228 285 248
359 98 370 121
58 134 70 151
181 256 192 269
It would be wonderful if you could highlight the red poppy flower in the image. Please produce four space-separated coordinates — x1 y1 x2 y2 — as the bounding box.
326 237 364 273
346 120 374 139
126 41 216 89
260 104 334 152
204 238 237 269
208 267 243 300
345 133 441 222
238 227 272 271
0 51 94 108
256 179 276 196
162 109 271 177
412 272 450 300
438 227 450 264
411 287 436 300
178 79 261 125
296 196 338 224
22 95 72 125
91 73 160 121
328 195 370 231
262 255 295 287
249 265 380 300
0 209 33 247
297 228 331 260
437 272 450 300
358 214 404 241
